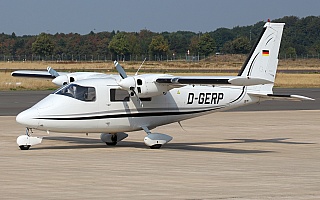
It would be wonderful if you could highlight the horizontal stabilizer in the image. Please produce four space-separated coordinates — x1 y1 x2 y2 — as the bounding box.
248 92 315 101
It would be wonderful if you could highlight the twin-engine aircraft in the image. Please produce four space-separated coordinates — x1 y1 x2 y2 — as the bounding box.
13 21 313 150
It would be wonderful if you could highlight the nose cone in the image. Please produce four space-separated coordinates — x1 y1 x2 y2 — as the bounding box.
119 77 135 90
52 75 68 86
16 108 39 128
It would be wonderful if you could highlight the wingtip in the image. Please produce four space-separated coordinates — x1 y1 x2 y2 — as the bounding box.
291 95 315 101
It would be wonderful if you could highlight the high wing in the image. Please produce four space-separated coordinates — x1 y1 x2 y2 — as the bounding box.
11 66 111 86
11 67 68 79
156 76 273 86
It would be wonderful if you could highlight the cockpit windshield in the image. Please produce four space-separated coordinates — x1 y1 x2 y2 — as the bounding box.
55 84 96 102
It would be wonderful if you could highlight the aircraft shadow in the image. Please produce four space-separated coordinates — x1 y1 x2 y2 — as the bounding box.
29 136 314 153
165 143 272 154
165 137 315 153
31 136 108 150
31 136 144 150
228 138 316 145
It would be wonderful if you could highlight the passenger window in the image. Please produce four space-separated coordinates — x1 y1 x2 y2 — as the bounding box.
110 89 130 102
55 84 96 102
140 97 152 101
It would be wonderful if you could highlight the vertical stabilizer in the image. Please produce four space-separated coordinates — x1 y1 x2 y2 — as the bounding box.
238 22 285 84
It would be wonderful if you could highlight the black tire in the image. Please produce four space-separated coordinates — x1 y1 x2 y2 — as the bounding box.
111 134 117 142
19 145 30 150
106 142 117 146
150 144 162 149
106 134 118 146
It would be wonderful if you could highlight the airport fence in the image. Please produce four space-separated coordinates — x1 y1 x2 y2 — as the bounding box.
0 53 319 63
0 54 206 63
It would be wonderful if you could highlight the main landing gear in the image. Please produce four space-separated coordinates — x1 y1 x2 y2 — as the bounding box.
16 128 42 150
100 129 173 149
144 133 173 149
142 126 173 149
100 132 128 146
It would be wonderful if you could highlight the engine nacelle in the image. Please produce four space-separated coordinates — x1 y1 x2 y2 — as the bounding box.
52 72 103 86
52 75 69 86
133 75 171 98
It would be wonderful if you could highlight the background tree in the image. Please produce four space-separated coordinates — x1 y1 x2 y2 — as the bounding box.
127 33 141 56
149 35 169 58
286 47 296 56
309 41 320 55
222 40 233 54
189 35 200 54
210 28 235 52
138 29 155 55
1 15 320 61
222 37 251 54
197 33 216 56
166 31 194 55
108 32 130 60
231 37 251 54
31 33 54 58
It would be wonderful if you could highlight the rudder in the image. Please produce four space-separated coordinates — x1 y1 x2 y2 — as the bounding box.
238 21 285 84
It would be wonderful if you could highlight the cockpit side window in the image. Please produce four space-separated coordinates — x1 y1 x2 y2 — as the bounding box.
110 89 130 102
55 84 96 102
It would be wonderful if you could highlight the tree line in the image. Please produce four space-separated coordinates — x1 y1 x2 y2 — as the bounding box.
0 15 319 61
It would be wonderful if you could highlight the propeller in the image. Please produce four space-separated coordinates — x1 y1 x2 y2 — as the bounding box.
114 61 143 107
114 61 127 79
47 66 60 77
47 66 68 86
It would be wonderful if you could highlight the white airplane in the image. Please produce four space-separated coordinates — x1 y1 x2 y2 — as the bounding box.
14 21 314 150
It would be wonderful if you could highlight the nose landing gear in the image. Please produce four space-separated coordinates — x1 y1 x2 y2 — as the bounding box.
17 128 42 150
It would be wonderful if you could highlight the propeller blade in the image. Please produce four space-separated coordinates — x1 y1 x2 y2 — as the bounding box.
114 61 127 79
130 89 143 107
47 66 60 78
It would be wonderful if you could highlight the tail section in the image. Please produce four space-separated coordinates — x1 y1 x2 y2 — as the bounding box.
242 21 314 101
238 21 285 84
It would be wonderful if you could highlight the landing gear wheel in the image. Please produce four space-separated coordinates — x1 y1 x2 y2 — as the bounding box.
106 134 117 146
106 142 117 146
150 144 162 149
19 145 30 150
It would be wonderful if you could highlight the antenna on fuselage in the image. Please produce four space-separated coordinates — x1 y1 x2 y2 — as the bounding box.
135 57 147 76
178 121 187 132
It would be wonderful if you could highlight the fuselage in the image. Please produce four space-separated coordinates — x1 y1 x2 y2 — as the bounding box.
16 77 260 133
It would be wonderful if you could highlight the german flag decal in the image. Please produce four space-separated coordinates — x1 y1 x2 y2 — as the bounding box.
262 50 269 56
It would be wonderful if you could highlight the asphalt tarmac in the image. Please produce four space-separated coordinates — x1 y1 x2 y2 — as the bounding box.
0 89 319 199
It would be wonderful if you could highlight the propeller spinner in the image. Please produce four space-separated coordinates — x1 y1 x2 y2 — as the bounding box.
114 61 143 106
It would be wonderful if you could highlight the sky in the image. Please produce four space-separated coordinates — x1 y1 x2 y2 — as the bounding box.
0 0 319 35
